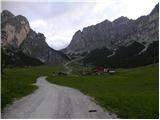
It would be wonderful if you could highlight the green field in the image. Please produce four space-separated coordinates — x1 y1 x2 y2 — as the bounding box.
1 65 63 109
47 64 159 118
2 64 159 118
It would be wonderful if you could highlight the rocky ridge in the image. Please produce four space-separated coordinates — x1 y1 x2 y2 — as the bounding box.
63 3 159 57
1 10 67 64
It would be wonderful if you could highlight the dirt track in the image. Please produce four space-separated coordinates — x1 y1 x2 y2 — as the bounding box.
2 76 116 119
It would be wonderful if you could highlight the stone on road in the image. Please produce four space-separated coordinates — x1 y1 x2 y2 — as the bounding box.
2 76 116 119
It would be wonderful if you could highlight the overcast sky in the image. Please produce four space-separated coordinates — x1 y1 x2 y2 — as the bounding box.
1 0 159 50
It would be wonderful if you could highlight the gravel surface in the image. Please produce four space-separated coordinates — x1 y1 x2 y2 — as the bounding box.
2 76 117 119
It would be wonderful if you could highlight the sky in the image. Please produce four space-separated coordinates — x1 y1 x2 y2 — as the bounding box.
1 0 159 50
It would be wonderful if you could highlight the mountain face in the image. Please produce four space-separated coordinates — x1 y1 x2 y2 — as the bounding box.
20 29 67 64
63 4 159 57
1 10 67 65
62 3 159 68
1 10 30 48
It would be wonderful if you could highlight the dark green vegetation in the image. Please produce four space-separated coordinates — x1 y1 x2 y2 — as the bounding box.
1 65 63 109
48 64 159 118
83 47 112 66
83 41 158 68
1 47 43 73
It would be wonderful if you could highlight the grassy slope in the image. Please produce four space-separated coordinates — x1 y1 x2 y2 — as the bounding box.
1 65 63 109
47 64 159 118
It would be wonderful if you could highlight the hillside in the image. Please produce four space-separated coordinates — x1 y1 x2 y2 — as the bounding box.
83 41 158 68
62 3 159 68
1 10 68 66
63 4 158 55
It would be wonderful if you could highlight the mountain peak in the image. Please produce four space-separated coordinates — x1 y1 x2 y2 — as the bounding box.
63 4 158 58
113 16 129 24
1 10 14 16
150 3 159 15
1 10 67 64
1 10 14 23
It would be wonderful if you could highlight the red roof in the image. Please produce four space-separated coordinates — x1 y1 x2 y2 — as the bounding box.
96 66 105 71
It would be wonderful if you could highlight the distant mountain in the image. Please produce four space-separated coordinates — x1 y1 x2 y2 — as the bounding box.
63 3 158 55
1 10 68 66
62 3 159 68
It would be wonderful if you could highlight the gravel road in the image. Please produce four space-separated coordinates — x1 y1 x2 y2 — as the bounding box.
2 76 116 119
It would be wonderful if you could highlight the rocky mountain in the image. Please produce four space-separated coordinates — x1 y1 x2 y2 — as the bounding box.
1 10 68 66
62 3 159 68
1 10 30 48
20 29 67 64
63 3 159 57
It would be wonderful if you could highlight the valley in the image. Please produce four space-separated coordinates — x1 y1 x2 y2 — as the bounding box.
1 63 159 118
1 2 159 119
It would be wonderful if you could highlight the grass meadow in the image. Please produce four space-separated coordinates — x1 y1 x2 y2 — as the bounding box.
47 64 159 118
1 64 158 118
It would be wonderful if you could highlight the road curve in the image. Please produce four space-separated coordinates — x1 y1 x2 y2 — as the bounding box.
2 77 116 119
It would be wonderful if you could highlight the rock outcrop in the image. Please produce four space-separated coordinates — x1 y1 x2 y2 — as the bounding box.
20 29 66 64
63 3 159 57
1 10 30 48
1 10 67 64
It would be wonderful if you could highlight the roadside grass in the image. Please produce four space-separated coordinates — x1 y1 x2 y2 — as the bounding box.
47 64 159 118
1 65 63 109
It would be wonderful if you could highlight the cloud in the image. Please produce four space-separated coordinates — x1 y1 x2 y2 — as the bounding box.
45 30 75 50
2 0 159 50
94 0 115 14
30 19 47 29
